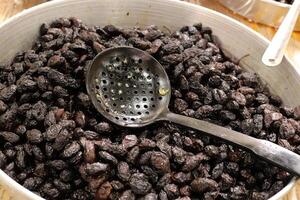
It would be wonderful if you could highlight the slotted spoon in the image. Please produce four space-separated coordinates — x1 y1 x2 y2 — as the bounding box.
86 46 300 176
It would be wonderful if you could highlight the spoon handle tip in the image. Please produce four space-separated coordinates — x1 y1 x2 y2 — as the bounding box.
262 0 300 67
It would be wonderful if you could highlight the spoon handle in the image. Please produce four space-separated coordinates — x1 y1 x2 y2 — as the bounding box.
262 0 300 66
163 111 300 176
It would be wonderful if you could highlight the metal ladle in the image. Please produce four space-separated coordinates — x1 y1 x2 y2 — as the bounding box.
86 46 300 176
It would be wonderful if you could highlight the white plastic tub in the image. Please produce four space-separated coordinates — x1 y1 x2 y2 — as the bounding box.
218 0 300 31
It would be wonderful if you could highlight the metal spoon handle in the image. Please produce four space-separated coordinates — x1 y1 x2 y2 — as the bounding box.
163 111 300 176
262 0 300 66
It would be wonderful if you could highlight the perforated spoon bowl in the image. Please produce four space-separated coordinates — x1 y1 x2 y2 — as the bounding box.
86 46 300 176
